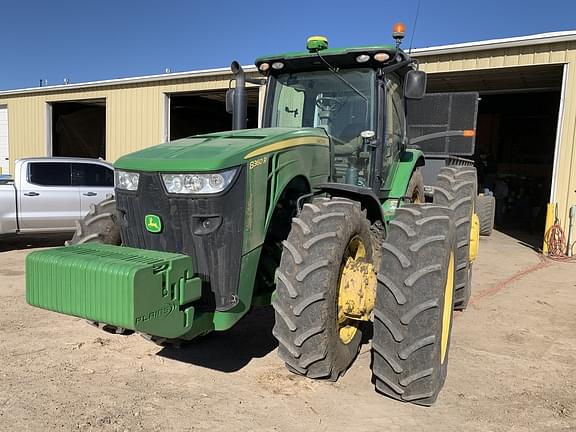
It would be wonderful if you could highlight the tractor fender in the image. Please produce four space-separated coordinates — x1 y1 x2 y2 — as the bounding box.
387 148 425 199
265 174 312 229
316 183 384 224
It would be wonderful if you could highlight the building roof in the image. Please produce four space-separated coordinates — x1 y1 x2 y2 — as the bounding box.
0 65 259 97
1 30 575 97
410 30 576 56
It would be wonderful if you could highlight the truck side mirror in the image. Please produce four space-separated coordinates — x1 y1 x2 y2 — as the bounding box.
404 70 427 100
226 88 235 114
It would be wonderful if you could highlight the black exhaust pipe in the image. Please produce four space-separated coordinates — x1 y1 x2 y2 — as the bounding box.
230 61 247 130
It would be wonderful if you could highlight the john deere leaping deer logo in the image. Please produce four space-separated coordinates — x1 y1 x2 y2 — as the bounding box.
145 214 162 233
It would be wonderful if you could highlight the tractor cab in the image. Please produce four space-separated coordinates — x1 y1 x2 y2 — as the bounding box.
253 32 426 192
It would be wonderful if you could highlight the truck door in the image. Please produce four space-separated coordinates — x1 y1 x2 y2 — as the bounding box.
18 161 80 231
72 162 114 215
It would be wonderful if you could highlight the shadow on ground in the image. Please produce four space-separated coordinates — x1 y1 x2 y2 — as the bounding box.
494 227 543 251
157 306 278 372
0 233 72 253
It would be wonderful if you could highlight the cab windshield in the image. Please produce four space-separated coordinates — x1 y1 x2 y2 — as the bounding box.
266 68 377 187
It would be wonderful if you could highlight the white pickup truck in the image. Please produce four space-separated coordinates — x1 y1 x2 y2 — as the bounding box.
0 157 114 236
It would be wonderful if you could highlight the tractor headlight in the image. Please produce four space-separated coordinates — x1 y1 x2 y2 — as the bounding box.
115 170 140 191
161 168 237 194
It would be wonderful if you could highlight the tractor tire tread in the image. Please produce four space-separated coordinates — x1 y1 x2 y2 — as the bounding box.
433 166 477 310
477 195 496 236
372 204 456 406
273 197 372 381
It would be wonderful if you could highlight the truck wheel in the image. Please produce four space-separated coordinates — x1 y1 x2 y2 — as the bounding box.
433 167 477 311
476 195 495 236
67 196 130 335
272 197 373 381
406 168 425 203
372 204 456 406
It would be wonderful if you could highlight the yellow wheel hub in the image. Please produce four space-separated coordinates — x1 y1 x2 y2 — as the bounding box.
337 237 376 344
440 252 455 364
469 213 480 262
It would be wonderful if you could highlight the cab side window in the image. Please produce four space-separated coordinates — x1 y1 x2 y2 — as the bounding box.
385 74 406 155
271 85 305 128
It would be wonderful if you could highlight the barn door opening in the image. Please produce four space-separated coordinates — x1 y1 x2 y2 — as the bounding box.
50 99 106 159
166 89 259 141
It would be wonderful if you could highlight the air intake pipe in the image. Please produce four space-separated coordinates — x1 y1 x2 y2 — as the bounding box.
230 61 247 130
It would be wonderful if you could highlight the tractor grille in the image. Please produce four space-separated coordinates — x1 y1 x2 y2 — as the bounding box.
115 167 246 311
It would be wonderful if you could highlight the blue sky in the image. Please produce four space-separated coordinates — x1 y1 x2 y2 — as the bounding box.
1 0 575 90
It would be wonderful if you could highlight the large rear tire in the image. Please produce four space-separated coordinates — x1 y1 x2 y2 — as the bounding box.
372 204 457 406
272 197 373 381
434 166 477 311
67 196 131 335
406 168 425 203
477 194 496 236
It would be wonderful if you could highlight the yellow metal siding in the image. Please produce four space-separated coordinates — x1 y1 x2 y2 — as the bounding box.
416 42 573 72
557 57 576 235
0 75 234 170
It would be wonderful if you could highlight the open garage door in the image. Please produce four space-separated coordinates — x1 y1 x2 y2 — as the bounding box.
50 99 106 159
426 65 564 247
166 88 259 141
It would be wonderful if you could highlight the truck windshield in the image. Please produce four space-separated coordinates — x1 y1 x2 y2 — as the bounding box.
266 68 377 187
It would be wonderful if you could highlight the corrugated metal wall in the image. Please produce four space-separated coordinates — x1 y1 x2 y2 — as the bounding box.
414 41 576 243
0 73 240 168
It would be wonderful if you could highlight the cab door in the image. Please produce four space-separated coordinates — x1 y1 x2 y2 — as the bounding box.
72 162 114 215
18 161 80 231
381 73 406 191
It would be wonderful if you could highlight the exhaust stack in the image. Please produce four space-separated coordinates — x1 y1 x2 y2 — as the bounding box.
230 61 247 130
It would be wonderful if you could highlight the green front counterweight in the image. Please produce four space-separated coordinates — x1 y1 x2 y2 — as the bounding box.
26 244 202 339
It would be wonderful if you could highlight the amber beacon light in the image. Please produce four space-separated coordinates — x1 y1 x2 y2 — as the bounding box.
392 22 406 41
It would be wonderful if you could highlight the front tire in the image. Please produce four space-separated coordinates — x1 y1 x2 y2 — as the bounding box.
272 197 373 381
372 204 457 406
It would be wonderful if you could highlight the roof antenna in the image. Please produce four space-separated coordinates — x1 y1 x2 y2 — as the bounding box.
408 0 422 54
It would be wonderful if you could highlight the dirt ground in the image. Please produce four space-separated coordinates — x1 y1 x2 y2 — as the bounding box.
0 231 575 432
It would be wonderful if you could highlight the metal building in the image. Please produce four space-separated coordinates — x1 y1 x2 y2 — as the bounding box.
0 68 263 171
0 30 575 246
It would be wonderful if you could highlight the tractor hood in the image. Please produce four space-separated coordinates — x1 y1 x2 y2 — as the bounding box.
114 127 329 172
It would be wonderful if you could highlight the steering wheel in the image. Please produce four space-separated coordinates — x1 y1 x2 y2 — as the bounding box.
315 96 342 112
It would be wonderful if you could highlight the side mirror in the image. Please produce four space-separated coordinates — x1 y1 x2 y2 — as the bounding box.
404 70 427 100
225 88 235 114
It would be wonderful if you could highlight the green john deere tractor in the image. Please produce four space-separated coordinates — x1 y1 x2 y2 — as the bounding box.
26 27 480 405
